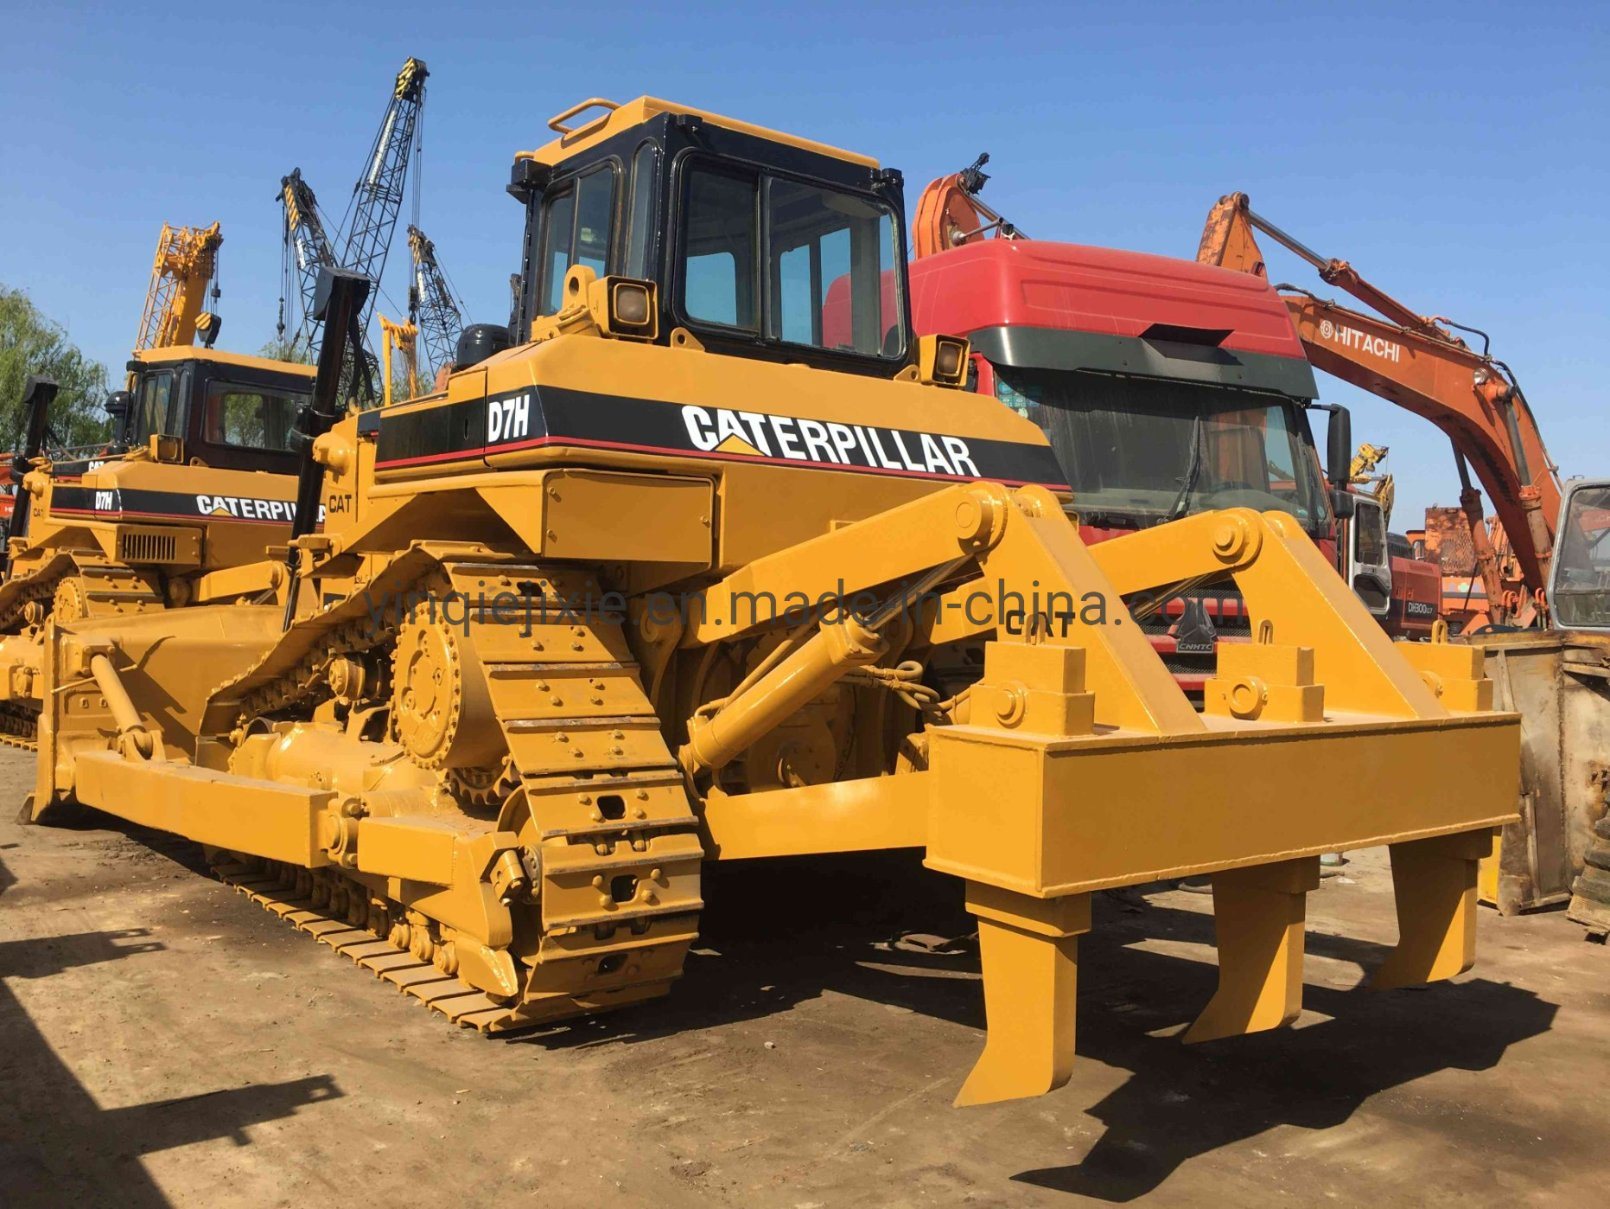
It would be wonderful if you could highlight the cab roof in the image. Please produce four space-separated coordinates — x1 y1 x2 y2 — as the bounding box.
910 238 1309 363
516 96 879 170
132 346 317 377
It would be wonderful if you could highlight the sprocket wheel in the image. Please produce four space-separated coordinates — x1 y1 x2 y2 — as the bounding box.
51 576 88 624
390 611 501 772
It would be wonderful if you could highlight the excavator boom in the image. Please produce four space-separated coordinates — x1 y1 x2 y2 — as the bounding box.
1199 192 1562 623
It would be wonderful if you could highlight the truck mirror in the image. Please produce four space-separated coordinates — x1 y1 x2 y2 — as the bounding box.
105 390 131 420
1325 404 1352 489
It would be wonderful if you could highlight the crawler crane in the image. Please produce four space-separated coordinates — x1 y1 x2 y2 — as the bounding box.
278 57 429 371
407 224 464 383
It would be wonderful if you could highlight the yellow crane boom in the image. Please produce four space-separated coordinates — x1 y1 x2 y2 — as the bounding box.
135 221 224 352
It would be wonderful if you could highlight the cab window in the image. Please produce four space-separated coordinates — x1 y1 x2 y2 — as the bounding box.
1552 484 1610 628
538 165 617 315
133 370 177 441
202 383 303 452
677 162 902 358
1353 499 1387 568
681 169 758 330
623 141 660 280
768 178 898 356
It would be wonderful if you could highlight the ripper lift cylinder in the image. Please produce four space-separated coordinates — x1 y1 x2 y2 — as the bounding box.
683 618 887 773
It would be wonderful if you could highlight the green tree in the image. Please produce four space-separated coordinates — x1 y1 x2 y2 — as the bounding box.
257 337 314 365
0 285 111 450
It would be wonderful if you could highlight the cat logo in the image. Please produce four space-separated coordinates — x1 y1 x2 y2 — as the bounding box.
680 404 981 478
193 494 298 522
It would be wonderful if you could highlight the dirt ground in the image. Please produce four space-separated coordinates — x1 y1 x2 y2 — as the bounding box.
1 744 1605 1207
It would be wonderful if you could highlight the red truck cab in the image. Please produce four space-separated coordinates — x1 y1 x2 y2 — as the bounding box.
910 238 1436 688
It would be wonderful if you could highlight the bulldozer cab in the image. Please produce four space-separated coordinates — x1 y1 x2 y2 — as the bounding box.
118 348 314 473
508 98 912 377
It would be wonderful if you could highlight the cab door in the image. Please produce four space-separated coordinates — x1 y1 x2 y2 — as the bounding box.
1347 496 1392 617
1548 480 1610 630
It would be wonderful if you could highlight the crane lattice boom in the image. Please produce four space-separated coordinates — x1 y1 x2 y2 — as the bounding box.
407 224 464 379
279 169 338 355
340 57 429 347
278 56 429 367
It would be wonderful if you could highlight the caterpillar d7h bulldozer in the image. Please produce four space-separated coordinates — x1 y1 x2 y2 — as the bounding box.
27 98 1522 1108
0 225 314 748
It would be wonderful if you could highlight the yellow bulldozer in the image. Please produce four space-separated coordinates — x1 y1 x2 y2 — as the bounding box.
0 223 314 746
24 98 1521 1107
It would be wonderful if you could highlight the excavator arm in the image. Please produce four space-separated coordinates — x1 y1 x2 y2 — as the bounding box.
912 153 1025 259
1199 193 1562 624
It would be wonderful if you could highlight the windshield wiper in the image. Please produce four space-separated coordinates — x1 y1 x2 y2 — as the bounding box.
1166 412 1207 521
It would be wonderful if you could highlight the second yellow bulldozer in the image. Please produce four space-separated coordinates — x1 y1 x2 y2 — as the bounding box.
0 224 313 747
26 98 1520 1107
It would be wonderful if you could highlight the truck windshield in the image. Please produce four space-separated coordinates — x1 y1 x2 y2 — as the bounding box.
1551 484 1610 628
996 366 1329 535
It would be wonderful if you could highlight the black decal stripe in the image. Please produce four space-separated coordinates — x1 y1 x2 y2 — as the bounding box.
50 486 297 526
376 385 1069 489
375 397 489 467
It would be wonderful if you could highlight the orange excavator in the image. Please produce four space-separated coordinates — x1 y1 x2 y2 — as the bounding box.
1196 195 1610 928
1197 194 1561 630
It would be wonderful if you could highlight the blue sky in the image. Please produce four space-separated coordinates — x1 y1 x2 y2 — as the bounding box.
2 1 1605 525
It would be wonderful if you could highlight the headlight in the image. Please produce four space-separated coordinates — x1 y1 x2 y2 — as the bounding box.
934 337 966 382
612 281 652 327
